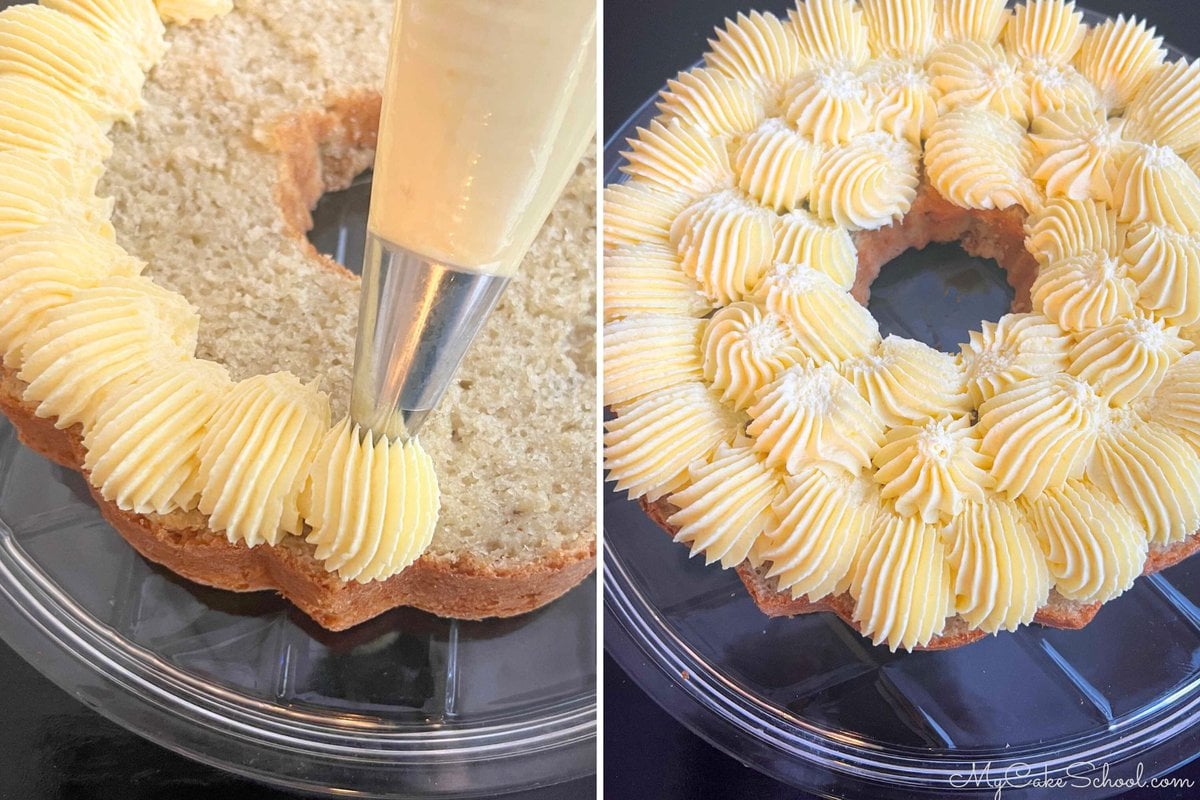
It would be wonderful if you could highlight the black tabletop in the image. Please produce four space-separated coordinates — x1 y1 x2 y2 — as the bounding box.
604 1 1200 799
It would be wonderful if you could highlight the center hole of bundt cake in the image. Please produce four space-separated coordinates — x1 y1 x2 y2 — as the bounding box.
306 170 373 274
866 242 1014 353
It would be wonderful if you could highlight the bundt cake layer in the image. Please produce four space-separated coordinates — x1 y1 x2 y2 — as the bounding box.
0 364 594 630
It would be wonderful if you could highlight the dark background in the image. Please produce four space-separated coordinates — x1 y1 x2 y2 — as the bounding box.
603 1 1200 799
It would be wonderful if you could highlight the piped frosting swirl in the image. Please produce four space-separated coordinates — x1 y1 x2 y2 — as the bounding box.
874 416 991 522
702 301 804 411
304 418 440 583
1020 479 1147 603
756 262 880 363
668 443 781 568
84 359 230 515
603 314 704 407
0 4 144 123
925 109 1036 211
1086 411 1200 546
197 372 330 548
748 363 886 474
0 223 143 368
759 464 878 600
771 210 857 290
943 496 1051 633
960 313 1072 406
977 374 1105 500
18 276 198 432
605 383 744 502
841 335 969 426
603 244 710 321
734 118 822 212
849 511 952 651
672 190 775 304
658 66 765 138
809 132 919 230
1074 15 1165 112
1068 314 1191 406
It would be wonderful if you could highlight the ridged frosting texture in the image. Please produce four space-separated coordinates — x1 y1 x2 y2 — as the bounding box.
748 363 885 474
841 336 969 426
1031 250 1138 332
756 263 879 362
0 4 144 122
658 66 764 138
1030 106 1125 202
84 359 230 515
759 465 877 600
943 497 1050 633
304 418 440 583
960 313 1071 406
621 119 733 198
1124 59 1200 155
925 109 1035 211
873 416 990 523
668 443 780 568
1123 223 1200 327
1003 0 1085 63
1113 143 1200 232
784 64 871 146
1025 197 1119 264
603 244 709 321
197 373 330 548
42 0 167 72
935 0 1008 44
705 10 803 98
977 374 1105 500
18 276 198 432
604 0 1200 651
864 58 938 144
1086 412 1200 546
861 0 935 59
809 132 919 230
672 190 774 304
927 41 1029 124
1144 353 1200 451
603 315 703 407
1021 479 1146 603
0 150 113 241
602 183 688 250
789 0 870 68
735 119 821 212
1068 315 1190 406
0 74 111 192
0 224 143 368
849 512 952 651
1075 15 1164 111
771 210 856 289
604 383 743 502
702 301 803 410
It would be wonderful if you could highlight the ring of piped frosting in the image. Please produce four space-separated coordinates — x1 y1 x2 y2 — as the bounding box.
606 0 1200 651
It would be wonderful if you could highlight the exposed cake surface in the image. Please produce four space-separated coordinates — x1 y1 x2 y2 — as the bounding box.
0 0 596 629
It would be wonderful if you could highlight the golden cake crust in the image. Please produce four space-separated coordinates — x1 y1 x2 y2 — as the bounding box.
0 364 594 630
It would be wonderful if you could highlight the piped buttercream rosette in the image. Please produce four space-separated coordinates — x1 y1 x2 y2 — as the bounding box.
605 0 1200 651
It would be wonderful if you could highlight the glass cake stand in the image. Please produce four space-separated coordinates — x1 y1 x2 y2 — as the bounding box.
604 25 1200 799
0 172 596 798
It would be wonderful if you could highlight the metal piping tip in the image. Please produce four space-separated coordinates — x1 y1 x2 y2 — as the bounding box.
349 232 509 441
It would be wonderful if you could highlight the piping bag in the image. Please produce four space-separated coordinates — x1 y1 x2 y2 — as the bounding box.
350 0 596 440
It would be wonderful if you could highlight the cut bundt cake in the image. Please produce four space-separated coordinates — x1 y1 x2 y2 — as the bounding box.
0 0 596 630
